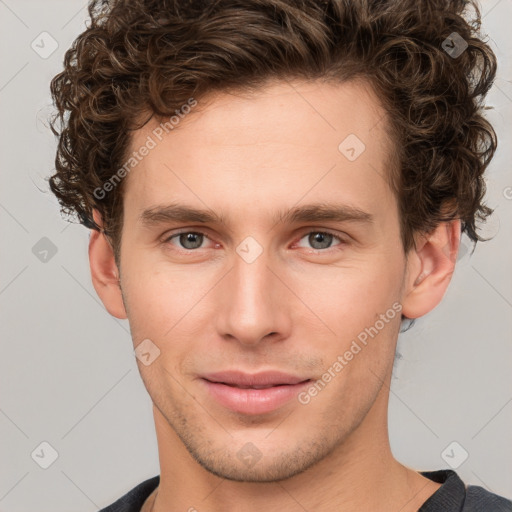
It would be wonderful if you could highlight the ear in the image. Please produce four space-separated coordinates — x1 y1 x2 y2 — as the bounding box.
401 219 461 319
88 209 127 319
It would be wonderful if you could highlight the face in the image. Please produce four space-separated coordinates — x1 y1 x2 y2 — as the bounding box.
106 79 412 481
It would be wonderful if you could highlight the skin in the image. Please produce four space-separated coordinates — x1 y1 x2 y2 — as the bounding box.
89 78 460 511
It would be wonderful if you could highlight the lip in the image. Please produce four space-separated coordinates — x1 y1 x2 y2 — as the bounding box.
200 370 311 415
201 370 310 387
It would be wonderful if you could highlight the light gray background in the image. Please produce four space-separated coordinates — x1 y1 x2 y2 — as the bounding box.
0 1 511 510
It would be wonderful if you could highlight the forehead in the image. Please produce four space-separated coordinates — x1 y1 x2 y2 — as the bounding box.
122 78 396 226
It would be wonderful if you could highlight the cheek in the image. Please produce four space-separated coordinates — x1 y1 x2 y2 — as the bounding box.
294 256 401 326
293 256 403 372
120 270 171 338
120 260 215 344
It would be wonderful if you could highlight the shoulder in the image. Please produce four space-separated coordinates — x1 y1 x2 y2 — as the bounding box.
98 475 160 512
419 470 512 512
463 484 512 511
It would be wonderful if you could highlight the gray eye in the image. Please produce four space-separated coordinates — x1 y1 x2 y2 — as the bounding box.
307 232 334 250
177 232 204 250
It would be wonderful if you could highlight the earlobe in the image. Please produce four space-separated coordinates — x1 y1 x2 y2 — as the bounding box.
88 210 127 320
401 220 461 319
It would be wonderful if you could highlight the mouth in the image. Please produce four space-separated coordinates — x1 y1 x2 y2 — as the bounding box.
209 382 304 389
201 370 311 387
199 371 312 415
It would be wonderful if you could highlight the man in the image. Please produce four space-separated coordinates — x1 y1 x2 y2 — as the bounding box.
48 0 511 510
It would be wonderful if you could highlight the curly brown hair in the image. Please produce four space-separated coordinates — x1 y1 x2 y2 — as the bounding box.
49 0 498 264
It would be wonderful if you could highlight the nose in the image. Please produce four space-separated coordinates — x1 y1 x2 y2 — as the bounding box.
214 247 292 347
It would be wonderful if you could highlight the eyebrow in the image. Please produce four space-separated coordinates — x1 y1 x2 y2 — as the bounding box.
139 202 374 229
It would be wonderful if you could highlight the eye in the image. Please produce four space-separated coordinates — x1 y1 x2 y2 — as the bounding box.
295 231 345 251
164 231 212 250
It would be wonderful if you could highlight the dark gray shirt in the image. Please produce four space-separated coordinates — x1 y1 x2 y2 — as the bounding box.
99 470 512 511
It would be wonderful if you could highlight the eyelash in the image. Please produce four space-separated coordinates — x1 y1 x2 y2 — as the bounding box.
162 229 347 253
